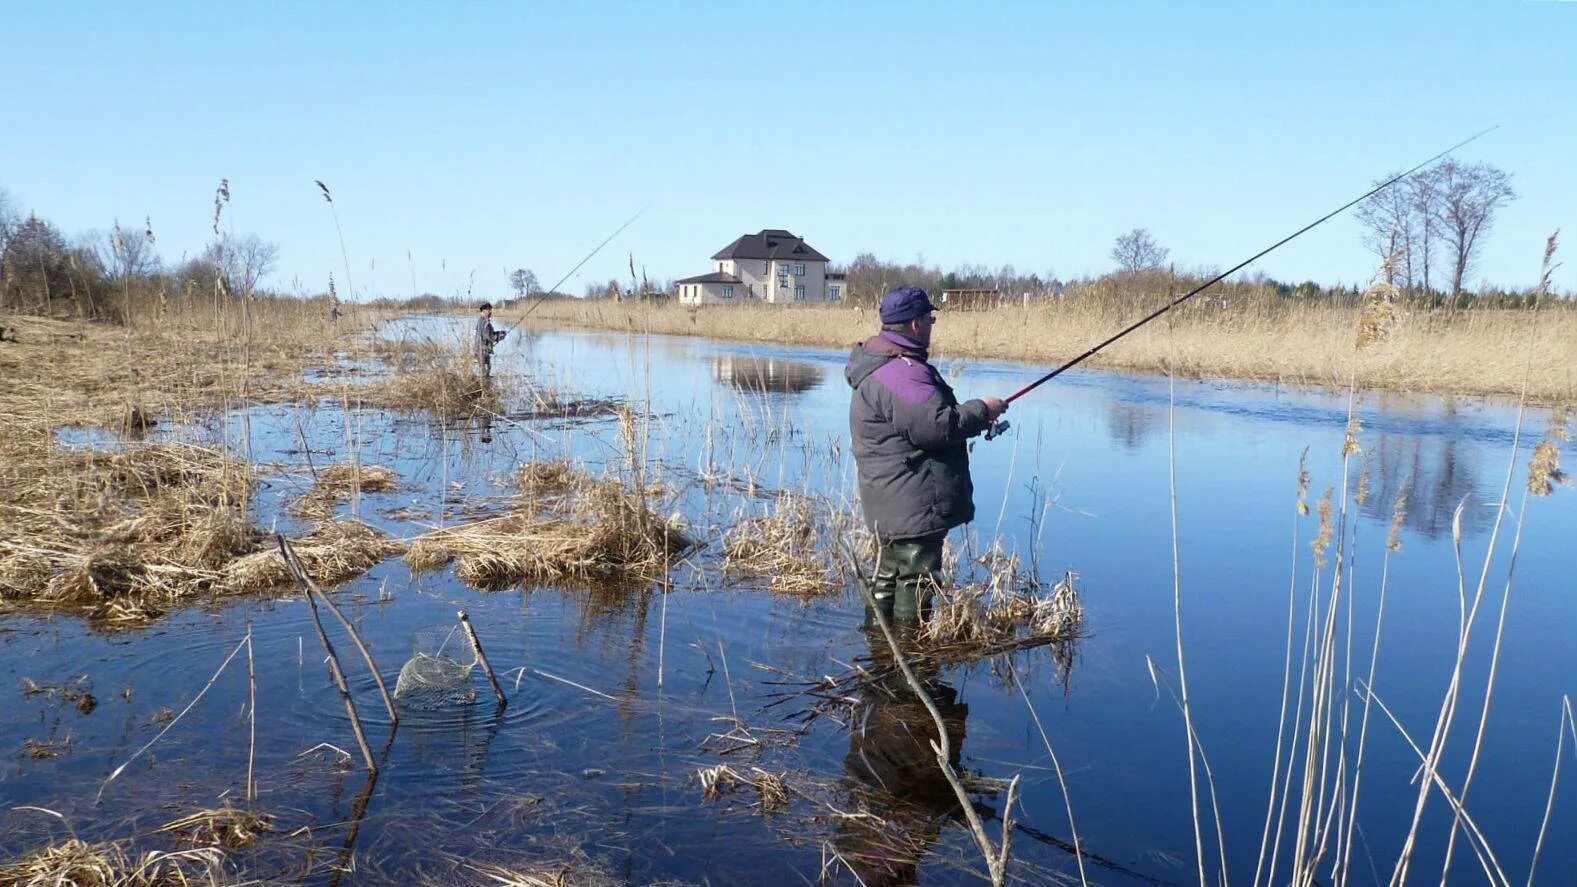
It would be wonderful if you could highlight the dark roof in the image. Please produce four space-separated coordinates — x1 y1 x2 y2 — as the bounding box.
711 229 829 263
676 271 743 285
825 272 847 280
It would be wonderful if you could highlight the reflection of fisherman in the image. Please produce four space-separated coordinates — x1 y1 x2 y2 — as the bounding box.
845 286 1008 623
474 302 507 383
836 625 970 886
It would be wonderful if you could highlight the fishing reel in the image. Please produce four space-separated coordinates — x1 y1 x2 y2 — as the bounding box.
984 420 1010 441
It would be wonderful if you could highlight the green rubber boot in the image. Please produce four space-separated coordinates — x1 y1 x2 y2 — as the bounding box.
886 538 944 625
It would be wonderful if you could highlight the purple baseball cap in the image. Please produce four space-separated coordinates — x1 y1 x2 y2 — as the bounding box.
878 286 938 324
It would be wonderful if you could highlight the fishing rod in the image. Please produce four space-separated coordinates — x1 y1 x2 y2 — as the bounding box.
982 127 1496 440
501 205 649 337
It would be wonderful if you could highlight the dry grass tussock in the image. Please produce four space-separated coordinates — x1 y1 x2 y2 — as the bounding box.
292 462 398 519
224 521 405 593
697 763 792 811
155 807 273 850
722 493 845 596
406 461 692 588
511 299 1577 402
0 838 228 887
0 440 261 623
363 339 492 421
0 433 401 620
921 549 1086 651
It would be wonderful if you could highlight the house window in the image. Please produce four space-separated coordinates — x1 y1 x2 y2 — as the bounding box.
828 285 841 300
795 285 806 301
793 263 805 276
721 285 734 299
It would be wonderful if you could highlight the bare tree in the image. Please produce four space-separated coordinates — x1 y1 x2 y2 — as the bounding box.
1110 228 1169 274
1355 173 1416 291
0 187 17 265
1407 168 1442 300
1428 160 1515 301
509 268 539 298
100 220 159 283
203 234 279 297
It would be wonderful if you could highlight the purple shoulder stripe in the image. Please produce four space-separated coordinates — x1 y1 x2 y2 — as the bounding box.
872 355 939 406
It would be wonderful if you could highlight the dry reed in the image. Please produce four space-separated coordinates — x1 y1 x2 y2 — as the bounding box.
223 521 405 593
697 764 792 811
509 298 1577 402
407 462 691 588
721 493 839 596
155 807 273 850
0 839 227 887
293 463 398 519
921 548 1086 650
0 441 262 621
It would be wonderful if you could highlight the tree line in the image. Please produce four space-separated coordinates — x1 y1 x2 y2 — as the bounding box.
0 185 289 322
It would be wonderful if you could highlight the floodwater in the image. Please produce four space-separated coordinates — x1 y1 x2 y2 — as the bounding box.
3 316 1575 886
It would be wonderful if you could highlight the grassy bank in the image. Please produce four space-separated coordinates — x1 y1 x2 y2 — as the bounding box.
506 298 1577 403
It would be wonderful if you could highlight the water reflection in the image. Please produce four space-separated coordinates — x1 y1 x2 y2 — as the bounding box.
1362 433 1491 540
1106 402 1159 451
836 627 970 886
712 355 825 395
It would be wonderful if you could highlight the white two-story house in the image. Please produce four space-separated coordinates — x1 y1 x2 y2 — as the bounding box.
677 229 845 305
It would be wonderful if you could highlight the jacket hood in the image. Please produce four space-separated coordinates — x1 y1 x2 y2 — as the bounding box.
845 331 927 389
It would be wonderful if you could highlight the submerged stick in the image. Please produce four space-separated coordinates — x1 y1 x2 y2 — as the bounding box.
458 610 507 707
279 536 377 773
311 579 399 725
98 634 247 802
245 617 257 805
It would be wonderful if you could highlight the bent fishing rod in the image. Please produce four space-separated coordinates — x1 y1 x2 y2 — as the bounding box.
501 205 649 337
983 127 1495 440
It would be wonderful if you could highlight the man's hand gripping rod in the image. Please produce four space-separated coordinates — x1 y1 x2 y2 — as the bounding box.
980 127 1495 441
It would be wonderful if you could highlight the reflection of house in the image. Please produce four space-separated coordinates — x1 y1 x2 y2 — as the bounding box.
677 230 842 305
711 354 824 394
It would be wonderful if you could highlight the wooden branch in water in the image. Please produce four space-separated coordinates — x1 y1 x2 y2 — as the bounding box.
458 610 507 707
278 535 377 773
836 537 1017 887
308 572 399 725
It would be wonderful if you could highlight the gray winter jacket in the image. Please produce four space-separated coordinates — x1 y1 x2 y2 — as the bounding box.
845 331 992 540
475 315 500 357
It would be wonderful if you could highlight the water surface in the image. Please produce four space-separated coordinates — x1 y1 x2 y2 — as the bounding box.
3 317 1574 886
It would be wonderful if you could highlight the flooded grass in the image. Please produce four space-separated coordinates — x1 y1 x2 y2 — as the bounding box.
3 311 1575 885
408 467 693 589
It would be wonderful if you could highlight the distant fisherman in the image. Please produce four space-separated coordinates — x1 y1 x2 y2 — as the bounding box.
844 286 1008 625
474 302 506 384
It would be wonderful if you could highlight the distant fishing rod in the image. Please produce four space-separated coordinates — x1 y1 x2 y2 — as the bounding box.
983 126 1496 439
502 205 649 337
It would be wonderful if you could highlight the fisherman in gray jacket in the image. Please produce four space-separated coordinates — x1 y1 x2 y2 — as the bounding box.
474 302 506 383
845 286 1008 624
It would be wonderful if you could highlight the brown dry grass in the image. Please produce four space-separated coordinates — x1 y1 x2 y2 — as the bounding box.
406 462 692 588
722 494 841 596
155 807 273 851
0 838 227 887
0 441 260 623
920 550 1086 649
223 521 405 593
0 305 402 623
292 463 398 519
509 298 1577 402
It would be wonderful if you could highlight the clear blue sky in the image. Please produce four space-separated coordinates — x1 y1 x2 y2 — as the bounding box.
3 2 1573 299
